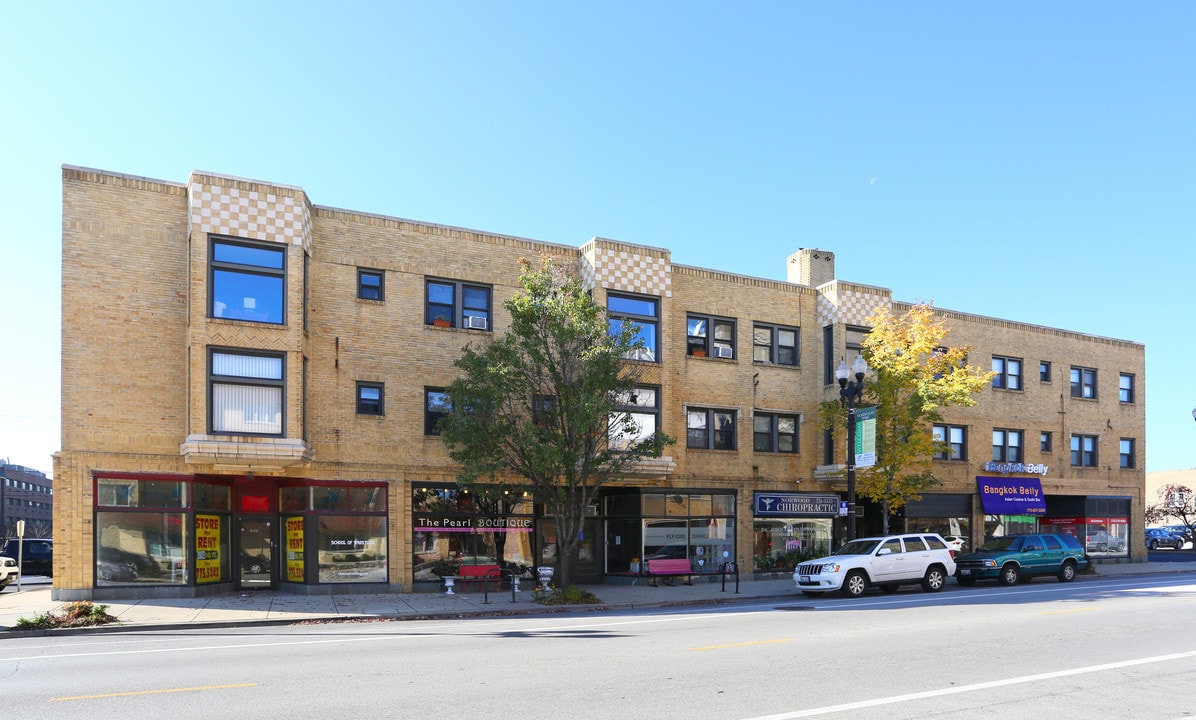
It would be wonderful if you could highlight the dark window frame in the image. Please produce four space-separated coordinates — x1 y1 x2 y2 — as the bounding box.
356 381 385 416
1039 361 1052 383
207 347 286 437
610 385 661 453
358 268 385 301
608 292 660 363
425 278 492 330
1119 438 1135 469
753 323 799 366
992 355 1023 391
1070 366 1098 399
1040 431 1053 452
992 428 1023 463
1070 433 1098 467
425 388 451 436
933 424 967 461
686 313 736 359
1119 373 1135 403
753 411 799 454
686 407 737 451
209 236 286 325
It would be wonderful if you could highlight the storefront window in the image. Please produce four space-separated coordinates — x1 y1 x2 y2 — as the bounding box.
96 511 189 586
412 484 535 583
194 482 231 512
984 514 1039 541
641 493 736 575
316 515 388 583
752 519 832 571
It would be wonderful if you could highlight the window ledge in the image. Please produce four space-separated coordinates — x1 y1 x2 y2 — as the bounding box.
616 455 677 480
180 434 314 472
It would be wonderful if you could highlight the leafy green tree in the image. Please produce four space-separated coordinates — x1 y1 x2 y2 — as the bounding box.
438 256 673 586
821 303 994 534
1145 483 1196 533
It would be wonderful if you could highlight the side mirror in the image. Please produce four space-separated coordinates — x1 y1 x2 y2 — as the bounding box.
877 548 892 556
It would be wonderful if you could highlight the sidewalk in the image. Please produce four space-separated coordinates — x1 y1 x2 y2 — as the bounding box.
3 560 1195 635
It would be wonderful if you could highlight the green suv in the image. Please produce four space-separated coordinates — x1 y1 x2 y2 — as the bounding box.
954 533 1088 586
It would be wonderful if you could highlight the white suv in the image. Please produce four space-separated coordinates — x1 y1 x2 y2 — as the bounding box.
793 533 957 598
0 555 19 591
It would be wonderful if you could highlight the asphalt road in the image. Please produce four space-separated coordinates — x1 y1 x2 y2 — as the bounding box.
6 571 1196 719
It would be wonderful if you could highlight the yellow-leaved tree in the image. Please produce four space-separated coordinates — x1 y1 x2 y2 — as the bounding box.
821 303 995 534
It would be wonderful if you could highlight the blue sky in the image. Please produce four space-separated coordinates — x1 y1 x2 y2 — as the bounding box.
2 2 1193 476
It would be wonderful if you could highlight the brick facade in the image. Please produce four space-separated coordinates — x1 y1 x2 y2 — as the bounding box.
55 165 1147 599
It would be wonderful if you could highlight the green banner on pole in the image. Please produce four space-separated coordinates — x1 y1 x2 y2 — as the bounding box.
854 405 876 468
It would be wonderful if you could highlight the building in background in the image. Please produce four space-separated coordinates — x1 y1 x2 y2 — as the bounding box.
1 462 53 539
55 166 1146 600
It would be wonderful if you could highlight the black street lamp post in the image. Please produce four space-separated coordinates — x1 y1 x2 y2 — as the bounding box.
837 355 869 541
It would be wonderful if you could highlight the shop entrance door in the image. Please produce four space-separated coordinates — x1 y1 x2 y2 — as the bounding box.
237 517 274 590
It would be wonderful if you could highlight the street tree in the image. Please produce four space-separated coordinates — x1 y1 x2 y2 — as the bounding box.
1145 483 1196 532
438 256 673 586
821 303 995 534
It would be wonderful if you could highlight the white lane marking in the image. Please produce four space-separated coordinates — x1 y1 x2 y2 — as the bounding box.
745 650 1196 719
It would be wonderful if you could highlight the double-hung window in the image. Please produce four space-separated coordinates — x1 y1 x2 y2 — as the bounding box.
1070 367 1097 399
1119 438 1135 469
425 388 451 435
610 385 661 452
687 314 736 358
1119 373 1135 403
356 382 384 415
992 356 1022 390
426 279 491 330
1039 361 1052 382
210 238 285 324
687 408 736 450
754 412 798 453
1071 434 1098 467
992 429 1023 463
209 349 284 435
1041 431 1053 452
358 269 384 301
933 424 966 460
608 293 659 362
753 324 798 365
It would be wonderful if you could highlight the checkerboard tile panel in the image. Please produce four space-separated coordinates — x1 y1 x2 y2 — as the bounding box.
817 286 892 327
189 181 312 251
586 245 672 298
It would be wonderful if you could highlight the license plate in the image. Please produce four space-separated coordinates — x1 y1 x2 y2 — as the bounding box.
800 575 811 583
960 569 971 575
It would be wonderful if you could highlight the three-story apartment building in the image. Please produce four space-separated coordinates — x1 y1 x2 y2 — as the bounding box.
55 166 1145 600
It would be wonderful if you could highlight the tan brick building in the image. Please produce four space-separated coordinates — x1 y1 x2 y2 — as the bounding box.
55 166 1147 600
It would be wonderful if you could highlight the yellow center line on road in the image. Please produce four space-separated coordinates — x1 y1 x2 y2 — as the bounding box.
50 683 257 702
692 638 795 651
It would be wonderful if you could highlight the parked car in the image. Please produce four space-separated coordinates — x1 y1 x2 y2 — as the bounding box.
1163 525 1193 544
941 535 968 553
1145 528 1185 550
97 546 160 577
792 533 956 598
1086 532 1126 553
242 550 270 574
954 533 1088 586
0 555 19 591
0 538 53 577
96 558 140 582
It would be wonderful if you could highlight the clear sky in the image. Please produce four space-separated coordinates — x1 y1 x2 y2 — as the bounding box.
2 2 1193 477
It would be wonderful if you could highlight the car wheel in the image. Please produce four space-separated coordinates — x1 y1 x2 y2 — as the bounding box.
999 563 1020 586
1177 540 1185 551
248 561 264 574
921 566 947 592
1148 540 1158 550
879 584 900 593
840 570 868 598
98 565 114 581
957 576 976 586
801 591 824 598
1057 561 1076 582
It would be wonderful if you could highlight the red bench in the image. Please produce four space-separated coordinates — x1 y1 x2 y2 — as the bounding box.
450 564 503 593
646 558 694 587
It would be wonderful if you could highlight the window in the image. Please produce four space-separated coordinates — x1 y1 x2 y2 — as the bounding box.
1070 366 1097 399
687 314 736 358
210 237 285 324
933 424 967 460
358 269 384 301
1119 438 1135 469
610 385 661 452
1119 373 1135 403
426 279 491 330
1070 434 1098 467
754 412 798 453
1041 431 1053 452
356 382 384 415
753 324 798 365
687 408 736 450
992 429 1023 463
823 326 835 384
992 356 1023 391
209 349 284 435
1040 361 1052 383
425 388 451 435
608 293 659 362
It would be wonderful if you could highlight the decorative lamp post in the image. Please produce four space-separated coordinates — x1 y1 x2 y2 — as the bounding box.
837 355 869 541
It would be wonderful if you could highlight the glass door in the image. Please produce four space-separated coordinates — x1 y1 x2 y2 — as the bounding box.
237 517 274 589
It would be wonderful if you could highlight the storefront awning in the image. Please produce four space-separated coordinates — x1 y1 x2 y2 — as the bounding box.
976 476 1047 516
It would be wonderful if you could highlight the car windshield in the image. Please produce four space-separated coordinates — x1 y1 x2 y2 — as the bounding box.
980 536 1024 551
834 539 881 556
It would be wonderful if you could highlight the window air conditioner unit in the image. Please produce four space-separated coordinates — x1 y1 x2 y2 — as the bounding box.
465 316 489 330
714 346 734 359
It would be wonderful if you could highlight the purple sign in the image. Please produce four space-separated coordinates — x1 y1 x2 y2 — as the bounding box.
976 476 1046 516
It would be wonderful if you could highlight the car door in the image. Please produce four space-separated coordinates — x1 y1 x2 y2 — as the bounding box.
899 535 930 581
870 537 905 581
1020 535 1047 575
